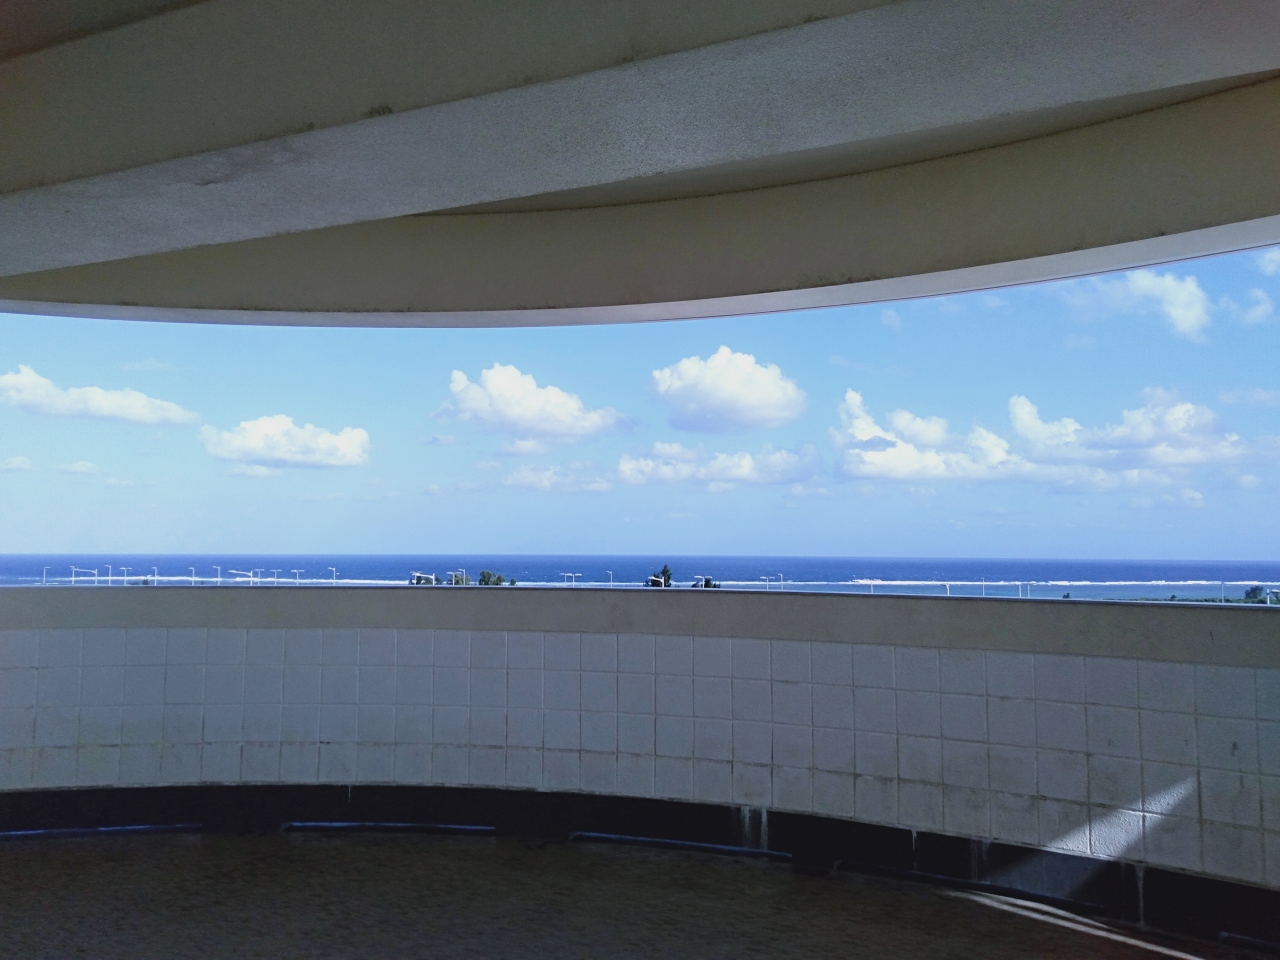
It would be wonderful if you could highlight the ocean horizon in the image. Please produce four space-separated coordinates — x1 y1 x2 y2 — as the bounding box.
3 554 1279 602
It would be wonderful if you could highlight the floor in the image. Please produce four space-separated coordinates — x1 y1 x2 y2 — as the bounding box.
0 832 1253 959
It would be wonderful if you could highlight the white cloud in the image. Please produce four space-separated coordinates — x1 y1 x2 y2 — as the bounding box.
832 388 1246 487
887 409 949 446
420 433 455 445
834 392 1022 480
1221 388 1280 407
0 456 32 471
1012 390 1241 466
0 365 198 424
447 364 619 444
880 309 902 328
1258 247 1280 275
1093 389 1241 465
502 464 610 492
652 346 805 431
58 461 99 474
1221 289 1275 326
1240 473 1261 489
199 415 369 467
1179 488 1205 507
1244 289 1274 325
1122 270 1211 340
1009 396 1082 447
618 441 815 491
652 441 699 461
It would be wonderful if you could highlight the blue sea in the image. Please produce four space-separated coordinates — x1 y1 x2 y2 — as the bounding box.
2 555 1279 602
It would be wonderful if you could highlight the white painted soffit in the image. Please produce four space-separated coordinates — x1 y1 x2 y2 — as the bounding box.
4 214 1278 328
0 0 1277 279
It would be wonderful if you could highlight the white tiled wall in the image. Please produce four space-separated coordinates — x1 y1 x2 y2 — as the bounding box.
1 627 1277 887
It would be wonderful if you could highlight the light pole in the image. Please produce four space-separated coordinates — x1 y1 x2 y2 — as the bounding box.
120 567 131 583
606 570 613 587
292 569 303 585
106 564 113 585
190 567 196 585
328 567 338 584
214 565 221 585
271 569 281 584
42 566 49 585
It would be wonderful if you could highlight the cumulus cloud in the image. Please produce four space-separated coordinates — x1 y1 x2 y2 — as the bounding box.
1121 270 1211 340
1 456 32 471
832 388 1245 487
652 346 805 431
887 410 949 446
1009 396 1081 447
618 441 816 491
1258 248 1280 275
833 391 1023 481
0 365 198 424
199 415 369 468
1091 390 1242 465
503 464 610 492
1221 288 1274 326
447 364 619 445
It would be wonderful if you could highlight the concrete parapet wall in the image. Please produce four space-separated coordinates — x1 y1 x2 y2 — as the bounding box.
0 588 1276 890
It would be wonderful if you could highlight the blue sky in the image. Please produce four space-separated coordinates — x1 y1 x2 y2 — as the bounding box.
1 246 1278 558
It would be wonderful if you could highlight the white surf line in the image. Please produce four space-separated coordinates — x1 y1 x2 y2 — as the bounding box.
950 891 1207 960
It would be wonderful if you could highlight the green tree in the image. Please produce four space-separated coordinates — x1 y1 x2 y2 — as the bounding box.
648 564 673 587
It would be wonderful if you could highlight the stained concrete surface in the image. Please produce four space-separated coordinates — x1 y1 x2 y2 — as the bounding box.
0 833 1251 958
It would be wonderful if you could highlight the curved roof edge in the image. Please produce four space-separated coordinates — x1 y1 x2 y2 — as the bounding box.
4 213 1278 329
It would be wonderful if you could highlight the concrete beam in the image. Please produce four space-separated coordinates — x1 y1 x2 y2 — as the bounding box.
1 0 1277 325
2 0 1276 282
0 0 889 194
3 77 1279 325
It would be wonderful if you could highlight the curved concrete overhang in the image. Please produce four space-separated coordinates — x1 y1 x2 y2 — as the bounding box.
1 0 1278 326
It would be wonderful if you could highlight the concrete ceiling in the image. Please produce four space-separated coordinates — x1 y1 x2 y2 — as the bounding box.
0 0 201 61
1 0 1278 327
